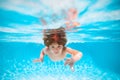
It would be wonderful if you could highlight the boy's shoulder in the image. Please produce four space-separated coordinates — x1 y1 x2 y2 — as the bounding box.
65 47 72 51
42 47 49 54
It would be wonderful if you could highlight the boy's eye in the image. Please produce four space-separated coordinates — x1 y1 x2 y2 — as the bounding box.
58 45 61 48
52 46 54 48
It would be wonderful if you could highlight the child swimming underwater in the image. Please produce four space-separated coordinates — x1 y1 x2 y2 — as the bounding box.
33 27 82 71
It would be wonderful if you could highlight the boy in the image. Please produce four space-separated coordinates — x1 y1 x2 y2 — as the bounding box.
33 27 82 71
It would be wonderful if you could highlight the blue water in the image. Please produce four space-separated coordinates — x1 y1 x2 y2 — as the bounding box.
0 42 120 80
0 0 120 80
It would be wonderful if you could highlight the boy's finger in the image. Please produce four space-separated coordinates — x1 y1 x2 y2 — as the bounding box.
69 63 74 72
64 61 68 66
69 63 74 67
70 66 74 72
33 59 41 63
33 60 37 63
64 60 70 66
65 59 71 62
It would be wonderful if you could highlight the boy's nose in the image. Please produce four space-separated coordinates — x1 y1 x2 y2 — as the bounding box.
56 47 60 50
54 48 59 51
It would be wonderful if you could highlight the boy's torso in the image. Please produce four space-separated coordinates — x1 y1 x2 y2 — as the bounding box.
43 47 67 61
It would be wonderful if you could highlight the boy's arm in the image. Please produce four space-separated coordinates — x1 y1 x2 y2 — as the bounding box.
66 47 82 62
39 50 45 62
33 49 45 63
64 47 82 71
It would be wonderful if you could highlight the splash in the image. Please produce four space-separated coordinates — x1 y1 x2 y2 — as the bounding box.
40 8 80 32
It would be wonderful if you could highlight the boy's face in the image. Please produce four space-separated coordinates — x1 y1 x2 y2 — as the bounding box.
49 42 63 55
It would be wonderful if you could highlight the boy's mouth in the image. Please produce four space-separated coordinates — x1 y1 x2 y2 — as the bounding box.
55 52 58 54
54 51 59 54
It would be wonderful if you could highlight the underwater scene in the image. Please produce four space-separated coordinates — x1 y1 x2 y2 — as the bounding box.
0 0 120 80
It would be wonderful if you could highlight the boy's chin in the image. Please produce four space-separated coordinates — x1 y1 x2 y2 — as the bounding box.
54 52 59 54
53 52 61 55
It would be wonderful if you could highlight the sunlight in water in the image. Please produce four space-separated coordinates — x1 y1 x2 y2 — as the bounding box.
1 55 120 80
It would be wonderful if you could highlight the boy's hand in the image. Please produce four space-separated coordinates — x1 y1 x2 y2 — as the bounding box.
64 58 75 72
33 59 42 63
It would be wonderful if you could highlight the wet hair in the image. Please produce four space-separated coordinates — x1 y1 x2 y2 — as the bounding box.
43 27 67 50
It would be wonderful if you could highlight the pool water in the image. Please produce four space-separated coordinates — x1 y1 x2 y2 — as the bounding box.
0 42 120 80
0 0 120 80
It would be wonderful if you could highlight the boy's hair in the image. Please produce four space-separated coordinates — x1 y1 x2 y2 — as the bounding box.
43 27 67 49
